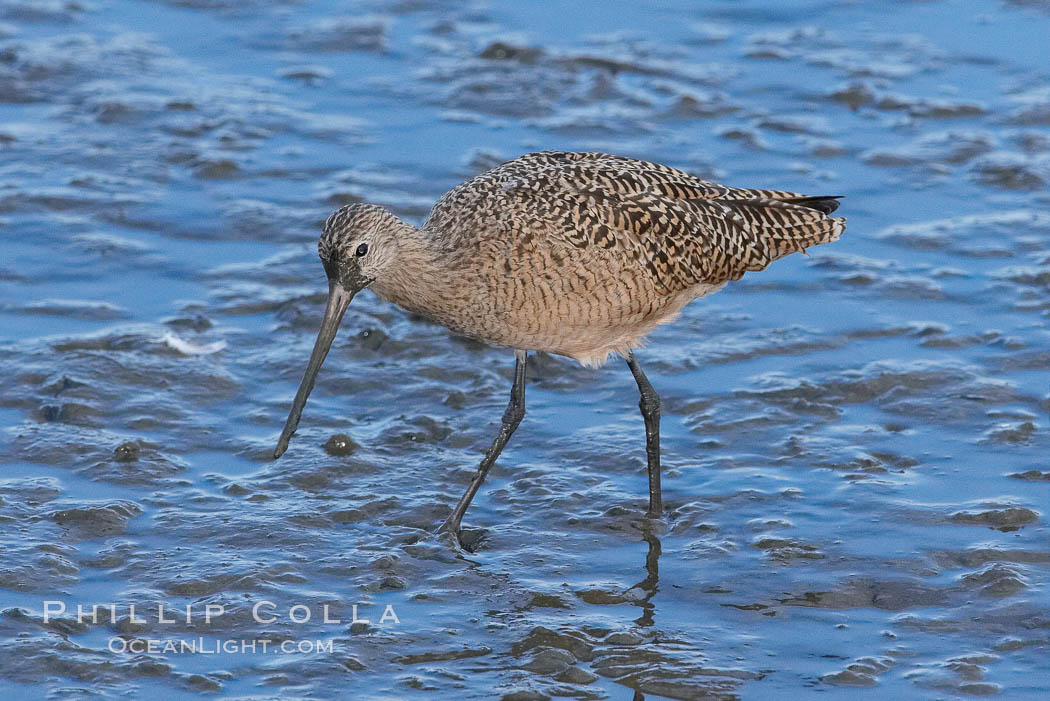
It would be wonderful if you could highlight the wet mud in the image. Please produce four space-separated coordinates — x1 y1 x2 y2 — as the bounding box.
1 0 1048 698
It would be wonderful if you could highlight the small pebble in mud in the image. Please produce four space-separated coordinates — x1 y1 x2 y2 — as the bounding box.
38 404 61 422
555 667 598 684
184 674 221 692
1009 470 1050 482
356 327 387 350
949 507 1038 531
479 41 543 64
524 647 576 675
604 631 644 645
324 433 359 456
163 313 213 332
444 390 467 409
114 441 140 462
223 483 251 496
822 670 877 687
193 159 239 179
115 616 150 635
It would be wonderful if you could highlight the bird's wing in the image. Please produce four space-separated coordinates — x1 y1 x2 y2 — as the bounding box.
468 152 844 295
423 151 845 295
493 151 821 201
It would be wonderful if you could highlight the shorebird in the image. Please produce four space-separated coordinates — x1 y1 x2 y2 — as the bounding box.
274 151 845 537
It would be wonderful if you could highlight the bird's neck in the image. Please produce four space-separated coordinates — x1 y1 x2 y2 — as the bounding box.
369 220 452 317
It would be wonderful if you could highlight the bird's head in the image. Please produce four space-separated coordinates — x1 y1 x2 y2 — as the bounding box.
318 203 404 293
274 203 403 459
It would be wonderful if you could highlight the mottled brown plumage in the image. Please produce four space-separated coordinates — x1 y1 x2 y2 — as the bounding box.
319 151 844 367
276 150 846 537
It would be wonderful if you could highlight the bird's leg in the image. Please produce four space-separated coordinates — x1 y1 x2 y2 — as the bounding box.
625 351 662 516
439 350 527 535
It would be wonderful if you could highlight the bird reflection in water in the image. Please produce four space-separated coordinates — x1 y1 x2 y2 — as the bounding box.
629 524 662 629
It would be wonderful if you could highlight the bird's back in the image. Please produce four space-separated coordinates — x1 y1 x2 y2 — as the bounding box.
418 151 845 365
426 151 844 290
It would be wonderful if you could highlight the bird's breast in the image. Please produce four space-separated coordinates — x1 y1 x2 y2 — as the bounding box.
374 239 711 365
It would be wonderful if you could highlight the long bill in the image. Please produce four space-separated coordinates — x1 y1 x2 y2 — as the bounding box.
273 281 355 458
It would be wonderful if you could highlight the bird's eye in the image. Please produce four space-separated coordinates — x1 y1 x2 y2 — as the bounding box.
355 243 369 257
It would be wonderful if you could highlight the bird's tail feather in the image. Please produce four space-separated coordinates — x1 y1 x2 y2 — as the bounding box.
720 196 846 267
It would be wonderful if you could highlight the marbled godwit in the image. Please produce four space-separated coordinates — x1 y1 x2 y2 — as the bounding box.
273 151 845 536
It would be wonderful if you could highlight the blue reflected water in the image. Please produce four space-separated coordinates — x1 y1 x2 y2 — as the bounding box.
1 0 1049 698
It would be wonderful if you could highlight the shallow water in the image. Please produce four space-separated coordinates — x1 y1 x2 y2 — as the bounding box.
1 0 1049 698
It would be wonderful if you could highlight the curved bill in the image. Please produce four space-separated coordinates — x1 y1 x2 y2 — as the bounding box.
274 281 355 458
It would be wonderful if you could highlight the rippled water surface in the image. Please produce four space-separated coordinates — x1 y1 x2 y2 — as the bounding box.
2 0 1049 698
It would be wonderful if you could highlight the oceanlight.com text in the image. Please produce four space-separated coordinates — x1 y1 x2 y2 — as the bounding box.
108 637 336 655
